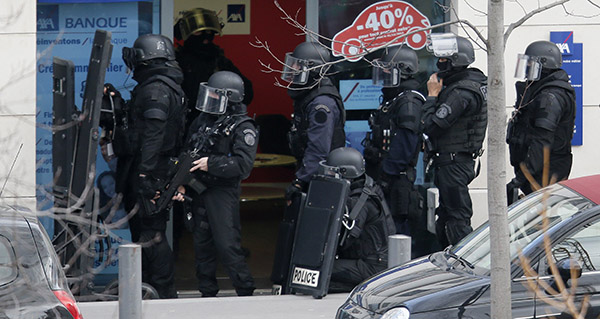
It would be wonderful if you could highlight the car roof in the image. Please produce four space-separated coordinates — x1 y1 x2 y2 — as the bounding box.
560 174 600 205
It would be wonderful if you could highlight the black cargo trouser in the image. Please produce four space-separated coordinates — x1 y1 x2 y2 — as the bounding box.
516 153 573 195
192 185 255 297
433 158 475 248
140 229 177 299
385 173 421 236
330 258 387 292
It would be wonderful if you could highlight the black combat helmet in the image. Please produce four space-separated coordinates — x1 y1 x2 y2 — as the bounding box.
196 71 244 114
448 36 475 67
380 45 419 74
282 41 331 85
428 34 475 77
372 45 418 87
207 71 244 103
320 147 366 179
428 34 475 67
292 41 331 65
515 40 561 81
524 40 562 69
122 34 176 70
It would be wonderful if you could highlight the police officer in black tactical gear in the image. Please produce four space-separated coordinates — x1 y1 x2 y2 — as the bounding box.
422 34 488 248
364 45 425 235
175 8 254 128
119 34 186 299
282 41 346 201
182 70 257 297
506 40 575 204
324 147 396 292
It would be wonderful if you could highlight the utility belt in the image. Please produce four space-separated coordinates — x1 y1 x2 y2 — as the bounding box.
431 152 476 166
197 172 240 188
364 252 388 264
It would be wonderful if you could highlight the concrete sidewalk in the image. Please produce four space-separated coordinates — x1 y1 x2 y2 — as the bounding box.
78 293 349 319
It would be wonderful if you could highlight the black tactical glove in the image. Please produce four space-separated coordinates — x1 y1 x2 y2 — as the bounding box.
103 83 122 98
285 179 306 201
506 178 523 206
138 175 158 200
379 172 396 194
362 145 379 166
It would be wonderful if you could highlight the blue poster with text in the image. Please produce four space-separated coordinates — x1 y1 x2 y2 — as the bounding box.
550 31 583 146
36 1 152 278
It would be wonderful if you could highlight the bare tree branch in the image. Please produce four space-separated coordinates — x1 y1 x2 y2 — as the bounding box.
504 0 571 43
561 3 600 18
253 14 490 89
444 1 489 50
586 0 600 9
463 0 488 16
507 0 529 15
0 2 25 29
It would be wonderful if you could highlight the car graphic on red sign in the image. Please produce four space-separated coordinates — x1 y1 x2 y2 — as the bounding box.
331 1 431 62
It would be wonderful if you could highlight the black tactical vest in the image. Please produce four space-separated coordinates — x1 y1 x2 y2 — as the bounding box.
289 80 346 159
130 74 187 157
188 113 254 186
341 178 395 259
433 79 487 154
507 77 575 156
191 113 254 157
364 90 425 163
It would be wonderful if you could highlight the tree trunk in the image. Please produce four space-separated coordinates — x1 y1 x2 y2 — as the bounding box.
487 1 511 319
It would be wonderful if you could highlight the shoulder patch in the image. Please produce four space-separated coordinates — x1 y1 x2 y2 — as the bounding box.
244 133 256 146
314 104 331 113
435 103 452 119
480 85 488 101
314 109 328 124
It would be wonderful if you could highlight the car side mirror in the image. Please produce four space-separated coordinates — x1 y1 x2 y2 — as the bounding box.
545 258 582 294
552 258 582 282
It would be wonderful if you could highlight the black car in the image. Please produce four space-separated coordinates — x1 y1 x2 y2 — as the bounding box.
0 205 82 318
337 175 600 319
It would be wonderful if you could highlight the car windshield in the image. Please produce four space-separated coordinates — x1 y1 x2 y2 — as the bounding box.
451 184 593 271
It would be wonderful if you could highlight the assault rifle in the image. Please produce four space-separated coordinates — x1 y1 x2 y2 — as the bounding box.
143 125 216 216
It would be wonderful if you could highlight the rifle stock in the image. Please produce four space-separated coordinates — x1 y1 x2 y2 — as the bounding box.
144 123 216 216
147 151 206 216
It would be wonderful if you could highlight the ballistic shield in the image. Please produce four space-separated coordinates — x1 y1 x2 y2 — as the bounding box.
287 175 350 299
52 29 113 296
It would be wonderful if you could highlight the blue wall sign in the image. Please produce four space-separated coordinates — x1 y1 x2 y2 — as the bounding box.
550 31 583 146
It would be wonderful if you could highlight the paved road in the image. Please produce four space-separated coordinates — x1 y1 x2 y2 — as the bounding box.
79 293 349 319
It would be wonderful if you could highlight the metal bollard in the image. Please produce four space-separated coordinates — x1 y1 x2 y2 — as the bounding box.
119 244 142 319
388 234 411 268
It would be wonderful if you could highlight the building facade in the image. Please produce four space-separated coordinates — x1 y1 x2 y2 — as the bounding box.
1 0 599 231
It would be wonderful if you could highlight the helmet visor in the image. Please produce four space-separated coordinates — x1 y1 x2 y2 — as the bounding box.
514 54 541 81
281 53 310 85
195 83 228 114
179 10 222 41
122 47 137 71
427 33 458 58
372 59 400 87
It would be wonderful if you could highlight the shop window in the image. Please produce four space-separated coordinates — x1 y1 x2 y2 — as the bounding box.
35 0 161 235
317 1 449 152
